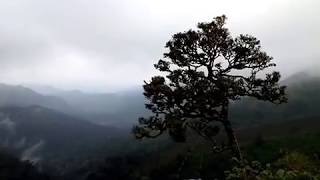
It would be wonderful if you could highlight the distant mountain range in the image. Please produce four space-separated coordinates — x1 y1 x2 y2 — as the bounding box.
0 70 320 175
1 70 320 128
52 89 147 127
230 71 320 125
0 83 71 113
0 83 146 128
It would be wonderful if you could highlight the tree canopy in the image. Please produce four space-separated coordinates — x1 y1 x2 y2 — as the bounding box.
134 15 286 158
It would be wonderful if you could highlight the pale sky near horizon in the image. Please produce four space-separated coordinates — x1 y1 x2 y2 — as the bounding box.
0 0 319 92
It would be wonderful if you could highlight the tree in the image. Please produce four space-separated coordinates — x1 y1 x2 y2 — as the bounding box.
133 15 286 160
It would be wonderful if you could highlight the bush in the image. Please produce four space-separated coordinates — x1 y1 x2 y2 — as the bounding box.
225 153 320 180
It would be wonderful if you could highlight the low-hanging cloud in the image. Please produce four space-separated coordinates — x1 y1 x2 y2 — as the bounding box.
0 117 16 135
21 139 45 164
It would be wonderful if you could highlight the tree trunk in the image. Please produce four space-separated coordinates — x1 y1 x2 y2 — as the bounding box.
222 120 243 161
221 102 243 161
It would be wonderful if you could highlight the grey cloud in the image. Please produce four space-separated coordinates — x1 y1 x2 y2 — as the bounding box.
0 0 319 91
0 117 16 134
21 139 45 164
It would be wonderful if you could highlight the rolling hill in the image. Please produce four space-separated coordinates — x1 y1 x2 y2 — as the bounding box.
0 105 122 171
0 83 71 113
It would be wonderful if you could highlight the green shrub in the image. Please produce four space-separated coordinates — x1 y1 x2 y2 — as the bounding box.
225 154 320 180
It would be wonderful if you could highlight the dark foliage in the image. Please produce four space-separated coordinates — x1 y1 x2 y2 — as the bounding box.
0 150 50 180
134 15 286 159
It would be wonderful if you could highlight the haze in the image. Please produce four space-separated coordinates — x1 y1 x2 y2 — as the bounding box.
0 0 319 92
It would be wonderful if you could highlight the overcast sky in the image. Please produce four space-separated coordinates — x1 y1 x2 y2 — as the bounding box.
0 0 319 92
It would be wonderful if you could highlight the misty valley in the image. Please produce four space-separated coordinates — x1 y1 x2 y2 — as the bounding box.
0 71 320 179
